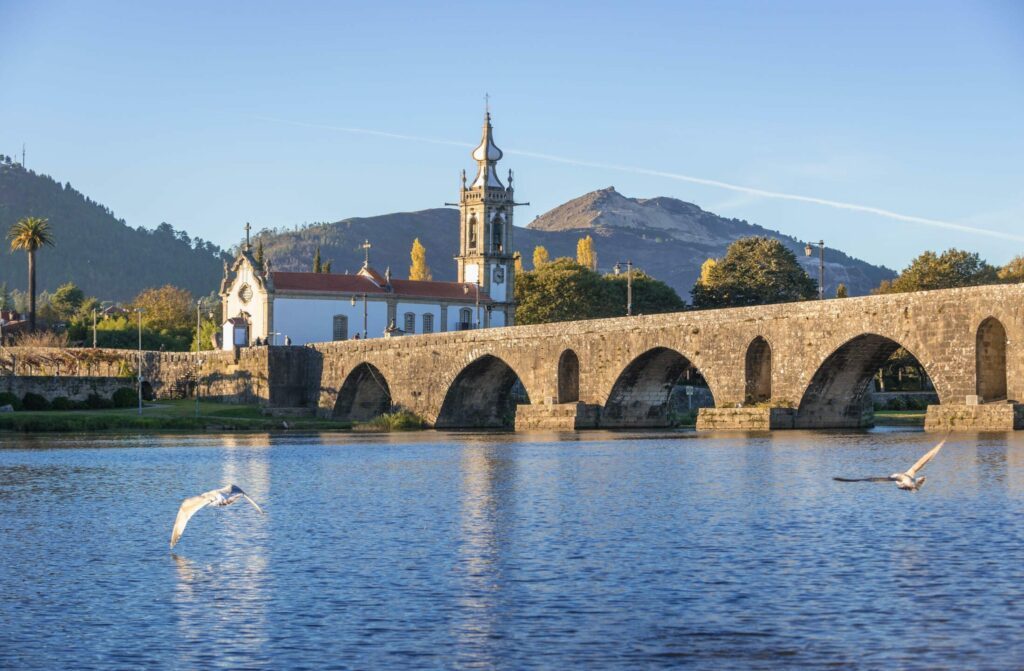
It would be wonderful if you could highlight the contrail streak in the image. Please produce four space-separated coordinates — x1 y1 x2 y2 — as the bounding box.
255 116 1023 242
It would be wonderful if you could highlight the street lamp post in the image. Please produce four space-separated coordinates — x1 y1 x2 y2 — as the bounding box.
92 308 97 348
136 309 144 413
614 260 634 316
805 240 825 300
350 293 368 338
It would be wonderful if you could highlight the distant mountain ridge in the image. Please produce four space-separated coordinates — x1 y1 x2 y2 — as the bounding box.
0 159 228 301
257 187 894 298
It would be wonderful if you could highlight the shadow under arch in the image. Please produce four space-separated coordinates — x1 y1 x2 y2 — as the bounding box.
557 349 580 403
333 362 391 421
795 334 938 429
601 347 713 428
744 336 772 404
436 355 530 429
976 316 1007 402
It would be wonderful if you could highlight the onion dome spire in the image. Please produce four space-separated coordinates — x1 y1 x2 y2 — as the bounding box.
470 109 504 189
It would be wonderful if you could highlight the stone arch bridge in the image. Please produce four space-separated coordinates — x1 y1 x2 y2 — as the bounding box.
307 284 1023 431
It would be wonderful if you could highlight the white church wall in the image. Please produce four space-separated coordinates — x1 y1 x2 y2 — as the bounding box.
273 297 389 345
487 263 508 302
394 303 442 335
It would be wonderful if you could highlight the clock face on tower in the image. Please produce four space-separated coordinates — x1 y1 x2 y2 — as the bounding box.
493 266 505 284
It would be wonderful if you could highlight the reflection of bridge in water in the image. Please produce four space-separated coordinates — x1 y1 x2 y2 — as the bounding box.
313 284 1022 432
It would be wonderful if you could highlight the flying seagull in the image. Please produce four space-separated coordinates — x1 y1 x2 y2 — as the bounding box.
170 484 264 548
834 437 948 491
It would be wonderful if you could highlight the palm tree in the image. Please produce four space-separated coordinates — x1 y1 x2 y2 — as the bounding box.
7 217 55 331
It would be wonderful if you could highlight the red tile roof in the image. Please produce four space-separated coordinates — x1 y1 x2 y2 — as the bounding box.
271 272 492 302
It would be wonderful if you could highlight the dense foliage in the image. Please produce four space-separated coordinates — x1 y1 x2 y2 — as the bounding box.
874 249 999 294
691 237 817 308
409 238 431 280
514 258 685 325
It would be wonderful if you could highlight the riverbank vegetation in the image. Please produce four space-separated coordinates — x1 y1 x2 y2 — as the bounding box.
0 399 352 433
353 409 426 432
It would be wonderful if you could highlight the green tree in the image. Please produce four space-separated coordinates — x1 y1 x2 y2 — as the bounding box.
313 246 322 273
514 258 617 325
409 238 432 280
7 216 55 331
691 237 817 308
50 282 85 320
131 285 194 332
604 269 686 315
875 249 998 294
532 245 550 269
835 283 848 298
0 282 11 311
255 238 265 269
322 261 332 274
998 255 1024 283
576 235 597 271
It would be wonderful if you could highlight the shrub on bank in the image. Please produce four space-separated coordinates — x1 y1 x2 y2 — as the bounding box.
22 393 51 411
0 392 22 411
85 393 114 410
354 409 426 432
112 387 137 408
50 397 73 411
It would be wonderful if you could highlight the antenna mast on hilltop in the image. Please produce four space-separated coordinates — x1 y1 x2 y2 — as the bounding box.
21 143 25 167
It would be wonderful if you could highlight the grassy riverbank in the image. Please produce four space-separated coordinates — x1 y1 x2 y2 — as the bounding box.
874 410 926 427
0 399 352 433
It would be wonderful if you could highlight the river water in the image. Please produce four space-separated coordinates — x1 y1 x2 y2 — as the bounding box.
1 429 1022 670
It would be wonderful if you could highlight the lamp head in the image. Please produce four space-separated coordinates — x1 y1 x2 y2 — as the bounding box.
804 243 813 257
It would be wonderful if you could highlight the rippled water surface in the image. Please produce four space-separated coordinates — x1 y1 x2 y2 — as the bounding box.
1 429 1023 669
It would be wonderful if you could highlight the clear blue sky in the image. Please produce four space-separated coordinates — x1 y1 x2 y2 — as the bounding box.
1 0 1021 270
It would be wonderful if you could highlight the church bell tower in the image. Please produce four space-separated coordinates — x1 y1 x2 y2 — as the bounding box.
454 109 523 327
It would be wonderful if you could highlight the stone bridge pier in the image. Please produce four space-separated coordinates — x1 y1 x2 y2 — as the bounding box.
308 284 1023 432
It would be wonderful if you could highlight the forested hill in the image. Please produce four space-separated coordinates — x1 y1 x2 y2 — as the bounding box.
0 158 229 300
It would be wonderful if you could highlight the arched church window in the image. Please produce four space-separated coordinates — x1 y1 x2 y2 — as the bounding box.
468 214 478 250
404 312 416 334
459 307 473 330
492 211 504 252
422 313 434 334
332 315 348 341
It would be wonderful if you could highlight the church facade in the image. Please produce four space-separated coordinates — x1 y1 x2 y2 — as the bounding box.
218 112 518 348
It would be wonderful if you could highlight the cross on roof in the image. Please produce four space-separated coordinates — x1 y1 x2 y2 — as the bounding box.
361 240 372 267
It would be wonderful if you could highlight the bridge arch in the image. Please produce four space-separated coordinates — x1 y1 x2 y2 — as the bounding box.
976 317 1007 402
795 334 938 428
333 362 391 421
557 349 580 403
601 347 713 428
744 336 772 404
436 354 531 429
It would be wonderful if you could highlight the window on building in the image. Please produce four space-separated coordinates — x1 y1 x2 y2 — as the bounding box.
459 307 473 330
332 315 348 341
423 313 434 334
404 312 416 334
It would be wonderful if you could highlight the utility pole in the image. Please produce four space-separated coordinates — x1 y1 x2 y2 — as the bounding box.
92 309 97 348
136 308 144 415
614 260 634 316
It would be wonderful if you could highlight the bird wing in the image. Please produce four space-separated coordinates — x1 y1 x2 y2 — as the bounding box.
170 492 217 548
833 477 892 483
227 484 265 515
906 437 948 477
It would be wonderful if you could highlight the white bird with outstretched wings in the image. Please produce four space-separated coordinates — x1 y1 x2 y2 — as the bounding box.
834 436 948 492
170 484 264 548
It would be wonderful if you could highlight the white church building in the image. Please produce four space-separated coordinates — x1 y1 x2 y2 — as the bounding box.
218 111 520 348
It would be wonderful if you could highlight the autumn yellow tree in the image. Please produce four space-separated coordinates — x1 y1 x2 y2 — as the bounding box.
532 245 550 269
132 285 194 332
999 255 1024 283
697 258 717 285
409 238 432 280
576 235 597 271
